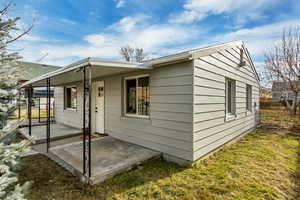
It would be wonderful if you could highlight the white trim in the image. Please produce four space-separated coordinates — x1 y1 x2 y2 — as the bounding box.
64 108 77 111
124 74 150 118
225 114 236 122
123 114 150 119
225 78 236 121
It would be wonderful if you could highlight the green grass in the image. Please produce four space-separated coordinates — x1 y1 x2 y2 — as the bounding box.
19 128 300 200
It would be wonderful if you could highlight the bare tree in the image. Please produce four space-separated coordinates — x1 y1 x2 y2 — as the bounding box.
119 45 146 63
265 27 300 114
134 48 146 63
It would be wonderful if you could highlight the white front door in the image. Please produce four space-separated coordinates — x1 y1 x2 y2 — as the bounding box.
94 81 105 133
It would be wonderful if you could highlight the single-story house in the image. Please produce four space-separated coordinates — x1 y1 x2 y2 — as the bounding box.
22 40 260 165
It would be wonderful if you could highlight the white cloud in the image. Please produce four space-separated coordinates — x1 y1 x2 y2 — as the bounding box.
116 0 125 8
129 25 196 51
214 19 300 59
17 17 300 67
170 0 279 24
108 16 147 32
16 16 202 66
83 34 116 46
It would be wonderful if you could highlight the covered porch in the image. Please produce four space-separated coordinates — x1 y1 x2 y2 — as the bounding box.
48 136 160 184
21 58 153 183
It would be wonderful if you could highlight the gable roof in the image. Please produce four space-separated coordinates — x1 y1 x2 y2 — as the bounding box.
141 40 244 67
17 61 60 81
22 40 259 87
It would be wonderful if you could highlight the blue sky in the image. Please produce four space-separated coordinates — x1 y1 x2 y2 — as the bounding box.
10 0 300 69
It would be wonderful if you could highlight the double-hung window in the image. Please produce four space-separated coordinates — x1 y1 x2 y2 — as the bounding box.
124 75 149 117
226 78 236 117
246 84 252 112
64 86 77 110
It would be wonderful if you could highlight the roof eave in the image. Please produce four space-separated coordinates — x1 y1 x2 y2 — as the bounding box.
21 58 146 87
141 51 193 68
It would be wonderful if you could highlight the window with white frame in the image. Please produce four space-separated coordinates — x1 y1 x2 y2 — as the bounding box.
246 84 252 111
64 86 77 110
124 75 149 117
226 78 236 116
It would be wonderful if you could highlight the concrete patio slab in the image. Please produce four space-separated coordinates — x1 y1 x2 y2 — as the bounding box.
49 136 160 184
19 123 81 144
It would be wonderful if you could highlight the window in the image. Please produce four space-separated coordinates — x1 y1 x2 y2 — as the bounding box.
64 86 77 110
246 84 252 111
124 75 149 117
226 78 236 116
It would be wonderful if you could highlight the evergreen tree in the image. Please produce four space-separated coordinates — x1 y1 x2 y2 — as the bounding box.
0 2 33 199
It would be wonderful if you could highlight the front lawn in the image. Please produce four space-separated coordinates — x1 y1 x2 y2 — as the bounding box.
19 111 300 200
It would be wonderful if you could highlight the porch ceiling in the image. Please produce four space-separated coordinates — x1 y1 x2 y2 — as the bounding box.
22 58 152 87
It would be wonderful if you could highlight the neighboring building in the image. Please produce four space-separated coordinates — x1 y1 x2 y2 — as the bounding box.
17 61 60 98
271 81 300 101
22 40 260 165
17 61 60 84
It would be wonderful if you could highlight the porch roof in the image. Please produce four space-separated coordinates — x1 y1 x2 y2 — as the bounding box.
21 58 152 87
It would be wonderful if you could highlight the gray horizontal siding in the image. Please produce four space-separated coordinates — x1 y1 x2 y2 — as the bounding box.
194 118 255 159
192 45 260 161
54 84 83 128
54 61 194 161
104 61 194 161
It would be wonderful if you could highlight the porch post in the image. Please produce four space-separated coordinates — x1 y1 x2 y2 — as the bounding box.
83 65 86 175
28 85 32 136
38 97 41 123
88 64 92 178
46 78 51 153
52 97 55 121
18 89 21 119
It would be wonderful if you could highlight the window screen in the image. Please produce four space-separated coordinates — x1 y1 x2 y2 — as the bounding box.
125 75 149 116
65 87 77 109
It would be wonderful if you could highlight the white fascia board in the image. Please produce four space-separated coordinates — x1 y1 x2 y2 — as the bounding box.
190 40 244 59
